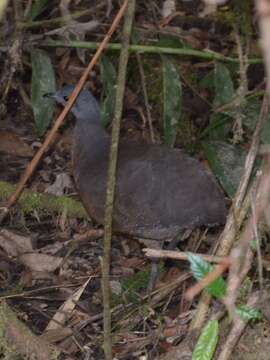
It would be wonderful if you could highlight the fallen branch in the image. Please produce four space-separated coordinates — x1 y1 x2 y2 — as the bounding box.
143 248 225 263
217 291 260 360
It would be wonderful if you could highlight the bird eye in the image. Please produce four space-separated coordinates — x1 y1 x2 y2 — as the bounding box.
63 95 69 101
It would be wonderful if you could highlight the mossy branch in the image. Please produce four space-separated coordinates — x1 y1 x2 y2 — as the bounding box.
0 300 59 359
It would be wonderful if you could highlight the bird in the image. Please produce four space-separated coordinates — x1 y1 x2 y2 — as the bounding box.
53 84 226 260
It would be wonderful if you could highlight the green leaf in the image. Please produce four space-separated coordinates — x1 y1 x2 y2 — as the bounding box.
192 320 219 360
186 253 226 299
31 49 56 136
100 55 117 127
214 62 234 107
199 70 215 91
236 305 262 321
162 55 182 147
157 36 188 49
111 264 165 306
202 140 248 198
201 113 233 140
28 0 49 20
243 99 270 144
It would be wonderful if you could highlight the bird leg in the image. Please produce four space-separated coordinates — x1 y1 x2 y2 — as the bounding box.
147 229 193 292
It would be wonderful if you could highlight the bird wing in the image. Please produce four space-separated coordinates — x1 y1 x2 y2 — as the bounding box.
115 141 225 236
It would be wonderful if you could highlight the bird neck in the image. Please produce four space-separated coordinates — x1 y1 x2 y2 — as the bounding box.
73 117 110 165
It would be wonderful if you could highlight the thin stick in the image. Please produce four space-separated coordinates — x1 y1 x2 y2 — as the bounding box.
250 190 263 290
0 0 128 224
135 53 155 142
217 291 260 360
189 91 269 330
102 1 136 359
143 248 226 263
225 155 270 319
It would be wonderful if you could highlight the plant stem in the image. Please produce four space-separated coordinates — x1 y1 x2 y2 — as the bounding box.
44 40 262 64
102 0 136 359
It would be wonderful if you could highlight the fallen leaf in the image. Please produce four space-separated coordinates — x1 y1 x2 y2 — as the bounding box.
45 276 92 331
19 253 62 272
162 0 176 18
45 173 72 196
0 229 33 256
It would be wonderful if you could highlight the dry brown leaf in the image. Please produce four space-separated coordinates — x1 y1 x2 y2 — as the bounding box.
40 327 73 344
162 0 176 18
19 253 62 272
200 0 228 16
45 172 72 196
0 229 33 256
45 276 92 331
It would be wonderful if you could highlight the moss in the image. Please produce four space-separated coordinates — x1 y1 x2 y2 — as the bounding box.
0 181 88 219
0 301 59 359
111 263 165 306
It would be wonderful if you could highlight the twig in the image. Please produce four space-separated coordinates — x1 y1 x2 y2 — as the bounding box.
143 248 226 263
2 0 23 99
217 291 260 360
223 0 270 318
225 155 270 319
256 0 270 92
229 85 269 220
0 0 129 225
190 89 269 331
102 1 135 359
250 190 263 289
135 53 155 142
232 29 249 143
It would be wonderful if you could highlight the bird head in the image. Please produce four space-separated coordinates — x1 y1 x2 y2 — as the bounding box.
50 84 101 122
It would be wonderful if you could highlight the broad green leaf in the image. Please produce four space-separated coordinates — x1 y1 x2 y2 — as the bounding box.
236 305 262 321
100 55 117 127
201 113 233 140
31 49 56 136
214 62 234 107
202 140 247 198
186 253 226 299
28 0 49 20
192 320 219 360
199 70 215 91
162 55 182 147
243 99 270 144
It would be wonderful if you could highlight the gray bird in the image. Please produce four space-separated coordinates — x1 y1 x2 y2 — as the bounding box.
53 85 226 244
53 84 227 288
